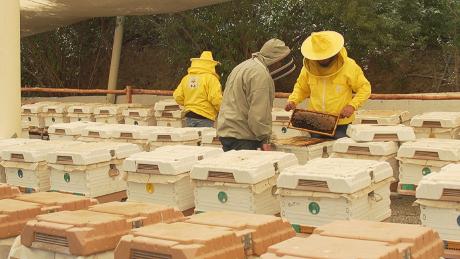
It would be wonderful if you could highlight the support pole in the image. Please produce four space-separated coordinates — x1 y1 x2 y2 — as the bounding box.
107 16 125 104
0 0 21 138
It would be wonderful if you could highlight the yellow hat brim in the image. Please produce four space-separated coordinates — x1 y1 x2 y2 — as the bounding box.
301 31 344 60
190 58 220 65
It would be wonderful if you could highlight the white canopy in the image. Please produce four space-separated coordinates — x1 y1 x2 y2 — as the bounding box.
21 0 228 36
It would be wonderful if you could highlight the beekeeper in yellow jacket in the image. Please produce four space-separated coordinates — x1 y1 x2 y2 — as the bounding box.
285 31 371 139
173 51 222 127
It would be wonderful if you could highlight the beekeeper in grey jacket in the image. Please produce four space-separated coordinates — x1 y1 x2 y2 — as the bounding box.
217 39 296 151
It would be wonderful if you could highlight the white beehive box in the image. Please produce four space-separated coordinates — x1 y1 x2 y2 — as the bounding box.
94 104 143 124
397 138 460 190
347 124 416 142
109 125 169 151
353 110 410 125
148 127 200 149
273 137 333 165
1 140 80 192
47 142 140 197
271 108 308 140
191 150 298 215
200 128 222 147
122 107 155 126
21 102 57 128
48 122 102 141
154 99 181 113
42 102 78 127
124 145 223 211
277 158 393 227
78 124 116 142
411 112 460 128
413 127 460 139
67 103 102 122
156 118 184 128
0 139 41 183
416 164 460 242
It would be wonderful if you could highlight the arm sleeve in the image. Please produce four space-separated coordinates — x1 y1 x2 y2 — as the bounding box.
247 73 273 143
288 66 311 104
348 65 372 109
173 78 185 106
207 76 223 112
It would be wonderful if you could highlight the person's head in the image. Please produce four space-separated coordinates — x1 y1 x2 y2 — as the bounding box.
254 39 296 81
301 31 344 66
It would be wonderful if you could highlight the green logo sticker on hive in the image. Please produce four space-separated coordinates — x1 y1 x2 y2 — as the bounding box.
422 167 431 176
457 215 460 227
146 183 154 193
64 173 71 183
218 191 228 203
282 127 287 133
17 169 23 178
308 202 320 215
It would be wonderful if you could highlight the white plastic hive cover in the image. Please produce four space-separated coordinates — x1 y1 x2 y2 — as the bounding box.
124 145 223 175
397 138 460 161
191 150 298 184
80 124 121 139
272 108 292 122
42 103 79 114
122 107 154 117
277 158 393 194
110 125 165 140
2 140 81 163
416 164 460 201
47 141 141 165
154 99 181 111
21 102 58 114
346 124 416 142
410 112 460 128
94 104 141 115
148 127 199 142
201 128 218 144
68 103 101 114
0 139 41 159
48 121 102 136
353 110 410 125
333 138 398 156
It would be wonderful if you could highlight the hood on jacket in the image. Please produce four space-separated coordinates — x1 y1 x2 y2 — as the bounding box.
188 51 220 79
303 47 347 78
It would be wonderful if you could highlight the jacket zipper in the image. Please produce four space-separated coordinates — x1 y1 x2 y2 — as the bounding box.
322 79 326 112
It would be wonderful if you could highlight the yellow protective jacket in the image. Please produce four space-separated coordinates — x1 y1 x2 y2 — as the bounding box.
288 48 371 125
173 60 222 121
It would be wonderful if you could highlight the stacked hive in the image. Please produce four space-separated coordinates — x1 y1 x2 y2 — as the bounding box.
271 108 307 140
411 112 460 139
77 123 116 143
416 163 460 252
0 139 40 183
397 138 460 195
123 145 223 211
191 150 298 215
110 124 163 151
21 102 58 138
154 99 184 127
42 102 78 127
93 103 142 124
47 141 140 199
0 191 95 258
148 127 200 149
48 121 102 141
277 158 394 233
353 110 411 126
273 137 334 165
67 103 102 122
13 201 183 259
199 127 222 147
115 211 295 259
1 140 80 192
123 107 156 126
262 220 444 259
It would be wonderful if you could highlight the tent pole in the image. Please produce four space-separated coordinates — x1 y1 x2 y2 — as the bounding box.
107 16 125 104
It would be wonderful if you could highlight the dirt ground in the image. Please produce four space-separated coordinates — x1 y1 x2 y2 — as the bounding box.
387 194 421 225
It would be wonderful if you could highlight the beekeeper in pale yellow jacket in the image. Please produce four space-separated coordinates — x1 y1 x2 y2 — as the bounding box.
174 51 222 127
285 31 371 139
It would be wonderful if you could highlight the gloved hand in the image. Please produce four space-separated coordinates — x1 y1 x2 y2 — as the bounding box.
340 105 355 118
285 101 297 111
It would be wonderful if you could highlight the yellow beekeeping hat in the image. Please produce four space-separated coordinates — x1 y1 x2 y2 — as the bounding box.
191 51 220 65
301 31 344 60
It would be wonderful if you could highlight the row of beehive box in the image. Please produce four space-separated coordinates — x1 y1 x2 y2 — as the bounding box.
20 99 184 129
0 185 444 259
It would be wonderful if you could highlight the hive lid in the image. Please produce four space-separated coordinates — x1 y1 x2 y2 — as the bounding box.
68 103 102 114
88 201 183 226
313 220 443 258
154 99 181 111
14 192 96 212
94 103 142 115
122 107 154 117
21 209 129 256
262 235 400 259
42 102 80 114
416 164 460 201
47 141 140 165
80 124 118 139
48 121 103 136
2 140 81 163
397 138 460 161
353 110 410 125
200 128 219 144
346 124 416 142
0 183 21 199
148 127 199 142
124 145 223 175
0 199 43 238
191 150 298 184
22 102 58 114
272 108 292 122
410 112 460 128
333 137 398 156
0 138 41 159
109 125 165 140
277 158 393 194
